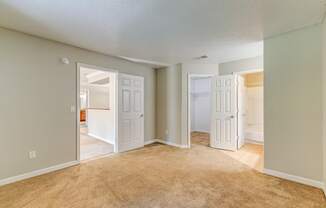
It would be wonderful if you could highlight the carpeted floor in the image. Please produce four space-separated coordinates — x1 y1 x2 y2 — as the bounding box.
0 143 325 208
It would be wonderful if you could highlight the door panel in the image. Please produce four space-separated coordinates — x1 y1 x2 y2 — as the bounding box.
210 75 237 151
118 74 144 152
122 89 131 112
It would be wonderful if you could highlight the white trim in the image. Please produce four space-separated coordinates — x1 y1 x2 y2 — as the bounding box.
244 139 264 145
144 139 188 148
87 133 114 145
144 140 156 145
155 139 188 148
187 73 215 149
263 168 324 189
77 63 119 160
76 65 81 162
0 161 79 187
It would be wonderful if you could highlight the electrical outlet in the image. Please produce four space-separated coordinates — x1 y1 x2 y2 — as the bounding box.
29 151 37 159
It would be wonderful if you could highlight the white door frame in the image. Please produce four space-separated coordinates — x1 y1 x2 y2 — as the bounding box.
187 73 215 148
233 68 264 149
76 63 119 162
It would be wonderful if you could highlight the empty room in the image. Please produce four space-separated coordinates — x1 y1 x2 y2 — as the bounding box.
1 1 326 207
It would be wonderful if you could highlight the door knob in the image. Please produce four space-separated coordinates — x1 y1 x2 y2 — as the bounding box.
139 114 144 118
230 115 235 119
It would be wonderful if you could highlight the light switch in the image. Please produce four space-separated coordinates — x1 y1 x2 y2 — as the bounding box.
70 105 76 113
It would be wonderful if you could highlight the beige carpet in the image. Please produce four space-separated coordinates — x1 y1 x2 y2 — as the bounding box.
0 143 325 208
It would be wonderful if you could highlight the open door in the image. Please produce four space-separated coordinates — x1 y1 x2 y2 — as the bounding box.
237 75 245 149
118 73 144 152
210 75 238 151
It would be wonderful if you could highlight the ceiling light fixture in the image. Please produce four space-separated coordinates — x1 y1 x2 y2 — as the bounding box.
194 55 208 60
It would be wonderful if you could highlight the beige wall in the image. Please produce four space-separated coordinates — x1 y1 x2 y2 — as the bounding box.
155 63 219 146
264 24 323 181
155 65 182 144
0 28 156 180
322 19 326 190
219 56 263 75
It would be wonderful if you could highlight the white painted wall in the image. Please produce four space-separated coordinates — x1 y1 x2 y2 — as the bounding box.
86 73 116 144
245 86 264 142
190 78 211 133
88 86 110 109
88 110 115 144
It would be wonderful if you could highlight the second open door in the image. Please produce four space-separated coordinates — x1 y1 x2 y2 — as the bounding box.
117 73 144 152
210 75 238 151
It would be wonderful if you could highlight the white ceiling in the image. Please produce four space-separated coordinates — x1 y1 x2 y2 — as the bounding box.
0 0 325 66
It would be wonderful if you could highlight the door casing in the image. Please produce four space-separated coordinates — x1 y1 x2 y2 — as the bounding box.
76 63 119 162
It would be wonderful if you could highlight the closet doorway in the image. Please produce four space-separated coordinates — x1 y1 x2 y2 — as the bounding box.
188 74 213 147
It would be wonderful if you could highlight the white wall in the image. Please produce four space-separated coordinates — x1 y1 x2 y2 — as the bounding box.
246 87 263 128
245 86 264 142
190 78 211 133
88 110 115 144
87 73 116 144
0 27 155 181
264 24 322 181
88 86 110 109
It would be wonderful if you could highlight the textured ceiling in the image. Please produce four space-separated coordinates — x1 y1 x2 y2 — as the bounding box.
0 0 324 66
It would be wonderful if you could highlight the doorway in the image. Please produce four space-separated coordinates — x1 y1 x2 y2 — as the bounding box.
187 71 264 172
237 71 264 147
77 64 118 161
188 74 213 147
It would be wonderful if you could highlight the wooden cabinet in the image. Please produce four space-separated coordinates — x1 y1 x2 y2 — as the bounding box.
80 110 86 122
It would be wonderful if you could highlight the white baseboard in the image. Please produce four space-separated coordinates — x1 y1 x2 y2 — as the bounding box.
144 140 156 145
263 168 324 189
245 139 264 145
143 139 188 148
0 160 79 187
88 133 114 145
155 139 188 148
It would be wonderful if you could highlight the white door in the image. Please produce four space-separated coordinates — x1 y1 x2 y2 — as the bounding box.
210 75 238 151
118 74 144 152
237 75 246 149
